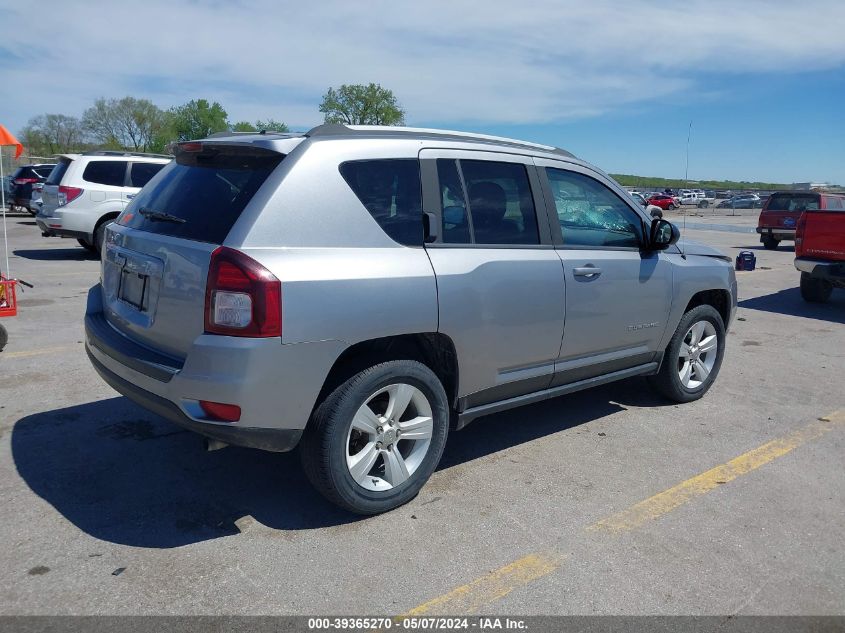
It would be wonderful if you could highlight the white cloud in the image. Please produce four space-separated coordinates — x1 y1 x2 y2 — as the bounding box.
2 0 844 132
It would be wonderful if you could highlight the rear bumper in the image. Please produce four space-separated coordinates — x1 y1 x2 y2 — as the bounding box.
795 258 845 281
87 348 303 451
756 227 795 239
84 284 345 451
36 206 95 241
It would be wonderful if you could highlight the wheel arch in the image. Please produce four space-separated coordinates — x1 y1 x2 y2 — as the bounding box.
311 332 459 418
684 289 731 327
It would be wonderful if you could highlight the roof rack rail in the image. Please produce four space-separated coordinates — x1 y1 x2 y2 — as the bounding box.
82 150 172 159
304 124 574 158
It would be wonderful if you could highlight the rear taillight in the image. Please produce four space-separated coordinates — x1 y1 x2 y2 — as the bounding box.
58 185 84 206
795 212 807 250
204 247 281 337
13 177 37 185
199 400 241 422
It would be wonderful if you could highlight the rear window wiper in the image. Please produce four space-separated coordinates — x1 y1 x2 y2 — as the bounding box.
139 207 186 224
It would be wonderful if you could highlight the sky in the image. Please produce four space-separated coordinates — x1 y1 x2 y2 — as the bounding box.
2 0 844 184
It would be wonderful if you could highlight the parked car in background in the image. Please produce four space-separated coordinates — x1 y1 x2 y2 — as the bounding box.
647 193 679 210
679 191 716 208
794 204 845 302
630 192 648 207
717 193 761 209
84 125 736 514
37 151 170 254
759 191 845 250
9 163 55 215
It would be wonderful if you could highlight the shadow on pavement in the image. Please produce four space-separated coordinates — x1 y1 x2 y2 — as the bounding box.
12 378 665 548
739 287 845 324
13 248 97 261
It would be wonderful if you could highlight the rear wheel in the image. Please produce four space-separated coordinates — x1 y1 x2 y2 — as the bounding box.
93 222 108 257
800 273 832 303
648 305 726 403
761 235 780 250
0 323 7 351
301 360 449 514
77 238 96 252
698 200 709 208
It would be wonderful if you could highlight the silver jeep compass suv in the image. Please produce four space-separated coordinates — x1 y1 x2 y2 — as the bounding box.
85 125 737 514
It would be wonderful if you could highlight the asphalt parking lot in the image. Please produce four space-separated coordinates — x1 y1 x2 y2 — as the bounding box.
0 210 842 616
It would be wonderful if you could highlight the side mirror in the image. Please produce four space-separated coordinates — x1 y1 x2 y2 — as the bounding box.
650 218 680 250
647 204 663 219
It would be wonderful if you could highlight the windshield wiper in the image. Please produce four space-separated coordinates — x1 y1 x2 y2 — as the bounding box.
139 207 186 224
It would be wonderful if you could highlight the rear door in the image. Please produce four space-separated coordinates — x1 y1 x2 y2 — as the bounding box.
419 149 565 407
101 145 283 358
536 160 674 385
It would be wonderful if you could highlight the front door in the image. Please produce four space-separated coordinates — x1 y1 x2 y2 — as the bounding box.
537 162 674 386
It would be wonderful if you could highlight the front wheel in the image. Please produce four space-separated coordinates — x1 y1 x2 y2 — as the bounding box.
648 305 726 403
670 202 678 210
800 273 832 303
300 360 450 514
0 323 7 351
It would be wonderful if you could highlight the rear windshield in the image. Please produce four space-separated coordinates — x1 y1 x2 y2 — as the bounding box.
117 146 282 244
45 158 71 185
766 193 819 211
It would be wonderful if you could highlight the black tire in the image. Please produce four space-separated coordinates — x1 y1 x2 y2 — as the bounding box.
93 222 107 257
0 323 7 352
698 200 709 208
77 238 96 252
300 360 449 515
800 272 832 303
27 207 37 217
648 305 726 403
761 235 779 250
670 202 678 210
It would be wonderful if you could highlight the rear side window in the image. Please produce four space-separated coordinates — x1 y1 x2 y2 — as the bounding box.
766 193 820 211
435 159 540 245
83 161 128 186
340 160 423 246
45 159 71 185
118 146 283 244
824 196 844 210
129 162 166 188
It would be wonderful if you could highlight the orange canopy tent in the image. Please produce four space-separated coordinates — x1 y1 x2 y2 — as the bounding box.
0 123 25 281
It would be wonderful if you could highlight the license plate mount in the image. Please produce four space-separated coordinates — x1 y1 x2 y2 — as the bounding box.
119 269 149 311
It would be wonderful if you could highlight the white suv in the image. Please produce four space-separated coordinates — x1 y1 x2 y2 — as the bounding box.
37 151 171 254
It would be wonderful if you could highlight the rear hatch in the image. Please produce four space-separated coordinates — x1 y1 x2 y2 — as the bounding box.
759 192 820 230
100 143 285 358
40 157 73 215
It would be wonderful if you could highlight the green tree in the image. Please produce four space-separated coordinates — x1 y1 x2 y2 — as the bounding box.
231 121 257 132
168 99 229 141
319 83 405 125
82 97 164 151
254 119 289 132
19 114 85 154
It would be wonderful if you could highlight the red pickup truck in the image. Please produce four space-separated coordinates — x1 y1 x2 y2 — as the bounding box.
758 191 845 250
794 209 845 303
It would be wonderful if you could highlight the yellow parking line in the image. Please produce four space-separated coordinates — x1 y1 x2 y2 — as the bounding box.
3 345 77 359
403 552 564 616
589 411 844 534
403 411 843 615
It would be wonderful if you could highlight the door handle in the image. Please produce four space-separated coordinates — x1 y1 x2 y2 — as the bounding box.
573 266 602 278
126 194 136 199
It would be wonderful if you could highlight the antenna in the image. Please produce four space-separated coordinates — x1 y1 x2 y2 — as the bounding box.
681 120 692 259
